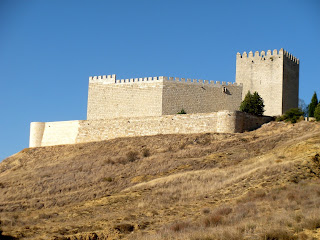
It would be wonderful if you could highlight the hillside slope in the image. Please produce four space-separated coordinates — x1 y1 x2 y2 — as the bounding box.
0 121 320 240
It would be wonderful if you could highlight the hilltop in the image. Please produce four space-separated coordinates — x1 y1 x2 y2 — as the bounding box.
0 121 320 240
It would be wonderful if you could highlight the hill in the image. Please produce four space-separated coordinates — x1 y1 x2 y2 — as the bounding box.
0 121 320 240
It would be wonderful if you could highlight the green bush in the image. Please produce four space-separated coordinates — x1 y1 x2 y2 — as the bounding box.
240 91 265 116
279 108 304 123
177 109 187 114
314 103 320 121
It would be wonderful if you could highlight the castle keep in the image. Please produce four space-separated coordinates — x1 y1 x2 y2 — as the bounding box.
29 49 299 148
236 49 299 116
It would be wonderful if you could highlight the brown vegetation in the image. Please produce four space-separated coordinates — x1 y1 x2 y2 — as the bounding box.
0 121 320 239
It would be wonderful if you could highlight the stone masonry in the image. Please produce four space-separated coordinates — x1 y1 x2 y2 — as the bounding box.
236 48 299 116
87 76 242 120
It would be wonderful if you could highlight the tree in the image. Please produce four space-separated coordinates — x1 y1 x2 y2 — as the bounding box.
314 103 320 121
298 98 308 117
240 91 265 116
308 92 318 117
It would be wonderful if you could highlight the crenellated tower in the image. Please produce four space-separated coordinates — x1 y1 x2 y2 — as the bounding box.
235 48 299 116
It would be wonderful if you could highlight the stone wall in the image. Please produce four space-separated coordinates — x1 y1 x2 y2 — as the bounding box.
162 80 242 115
87 75 243 119
29 111 272 147
235 49 299 116
30 121 80 147
87 77 163 120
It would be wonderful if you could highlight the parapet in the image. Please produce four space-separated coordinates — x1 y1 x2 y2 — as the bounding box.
237 48 299 64
89 74 242 87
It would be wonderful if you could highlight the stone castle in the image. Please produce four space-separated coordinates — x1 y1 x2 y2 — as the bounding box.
29 48 299 147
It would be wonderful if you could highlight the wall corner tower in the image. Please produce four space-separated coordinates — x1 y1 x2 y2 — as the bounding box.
235 48 299 116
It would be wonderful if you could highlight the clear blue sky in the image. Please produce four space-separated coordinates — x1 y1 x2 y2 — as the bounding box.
1 0 319 160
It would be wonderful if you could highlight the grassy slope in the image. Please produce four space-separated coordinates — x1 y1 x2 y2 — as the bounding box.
0 121 320 240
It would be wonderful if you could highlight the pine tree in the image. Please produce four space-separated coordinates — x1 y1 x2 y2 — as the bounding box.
252 91 265 116
240 91 265 116
314 103 320 121
308 92 318 117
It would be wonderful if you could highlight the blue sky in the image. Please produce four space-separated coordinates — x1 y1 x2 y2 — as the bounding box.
1 0 319 160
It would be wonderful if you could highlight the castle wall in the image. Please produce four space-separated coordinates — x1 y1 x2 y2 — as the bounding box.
87 75 243 120
29 111 272 147
87 75 163 120
30 121 80 147
162 78 242 115
236 49 284 116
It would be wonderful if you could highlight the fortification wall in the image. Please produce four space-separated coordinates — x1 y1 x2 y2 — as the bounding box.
87 75 163 120
29 111 272 147
87 74 243 119
30 121 80 147
162 78 242 115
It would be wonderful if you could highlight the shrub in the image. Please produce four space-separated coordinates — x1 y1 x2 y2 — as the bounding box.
277 108 304 123
142 148 151 157
169 221 190 232
262 229 297 240
203 213 223 227
240 91 264 116
126 151 139 162
314 103 320 121
114 223 135 233
177 109 187 114
102 177 112 182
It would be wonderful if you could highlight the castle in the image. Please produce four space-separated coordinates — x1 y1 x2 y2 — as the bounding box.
29 49 299 147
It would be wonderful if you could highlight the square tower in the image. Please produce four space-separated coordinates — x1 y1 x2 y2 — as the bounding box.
235 49 299 116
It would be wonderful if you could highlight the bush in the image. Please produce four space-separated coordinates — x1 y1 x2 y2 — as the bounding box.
177 109 187 114
262 229 297 240
240 91 265 116
126 151 139 162
314 103 320 121
281 108 304 123
142 148 151 157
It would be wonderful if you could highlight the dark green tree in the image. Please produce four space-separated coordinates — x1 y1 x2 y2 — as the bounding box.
314 103 320 121
240 91 265 116
308 92 318 117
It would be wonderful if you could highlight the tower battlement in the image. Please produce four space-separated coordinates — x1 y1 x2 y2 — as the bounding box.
236 48 299 64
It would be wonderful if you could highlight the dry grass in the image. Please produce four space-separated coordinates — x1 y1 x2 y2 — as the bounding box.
0 121 320 239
